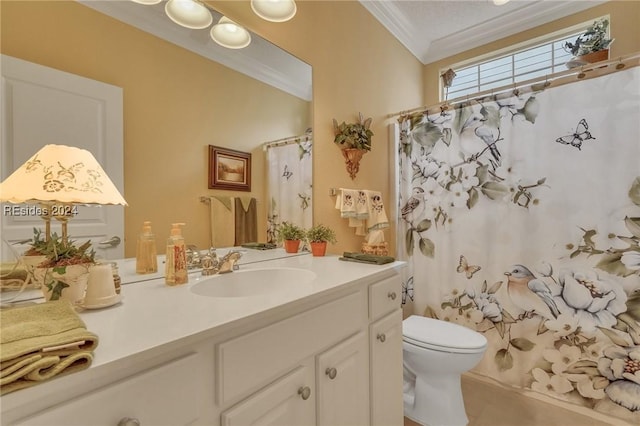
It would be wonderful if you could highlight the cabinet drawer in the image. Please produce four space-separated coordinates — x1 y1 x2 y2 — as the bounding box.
217 290 366 405
14 352 203 426
369 276 402 320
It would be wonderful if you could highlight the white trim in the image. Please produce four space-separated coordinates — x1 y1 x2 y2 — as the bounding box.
360 0 609 65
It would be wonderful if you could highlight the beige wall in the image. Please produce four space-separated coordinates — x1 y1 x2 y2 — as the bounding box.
424 0 640 106
1 0 311 256
210 1 424 256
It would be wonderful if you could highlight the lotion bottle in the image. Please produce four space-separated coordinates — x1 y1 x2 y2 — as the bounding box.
136 221 158 274
165 223 188 286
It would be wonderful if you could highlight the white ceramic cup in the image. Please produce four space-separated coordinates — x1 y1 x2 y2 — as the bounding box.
85 263 117 306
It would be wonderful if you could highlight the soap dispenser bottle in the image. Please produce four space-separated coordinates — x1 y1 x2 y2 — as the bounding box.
165 223 188 286
136 221 158 274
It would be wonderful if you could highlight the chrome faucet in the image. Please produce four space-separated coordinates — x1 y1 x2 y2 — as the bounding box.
217 250 243 274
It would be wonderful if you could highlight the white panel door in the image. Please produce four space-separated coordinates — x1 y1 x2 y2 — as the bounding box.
1 55 124 259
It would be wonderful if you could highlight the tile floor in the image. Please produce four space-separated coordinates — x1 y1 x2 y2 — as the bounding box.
403 374 623 426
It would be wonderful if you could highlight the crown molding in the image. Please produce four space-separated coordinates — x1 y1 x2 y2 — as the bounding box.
360 0 609 65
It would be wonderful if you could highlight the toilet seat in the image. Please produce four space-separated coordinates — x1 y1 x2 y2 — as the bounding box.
403 315 487 354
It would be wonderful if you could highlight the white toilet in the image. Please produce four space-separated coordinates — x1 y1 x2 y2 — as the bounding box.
403 315 488 426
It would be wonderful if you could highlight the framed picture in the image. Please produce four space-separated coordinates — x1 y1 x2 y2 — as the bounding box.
208 145 251 191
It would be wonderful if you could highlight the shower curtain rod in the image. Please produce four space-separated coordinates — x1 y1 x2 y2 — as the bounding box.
262 131 313 150
389 51 640 118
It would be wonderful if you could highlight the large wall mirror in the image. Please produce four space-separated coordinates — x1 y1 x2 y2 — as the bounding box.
1 0 312 259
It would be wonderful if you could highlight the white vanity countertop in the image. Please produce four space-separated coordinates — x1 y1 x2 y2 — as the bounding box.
81 254 404 368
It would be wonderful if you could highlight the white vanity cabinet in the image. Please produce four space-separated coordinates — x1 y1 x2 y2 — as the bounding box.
369 276 405 426
12 352 207 426
2 261 405 426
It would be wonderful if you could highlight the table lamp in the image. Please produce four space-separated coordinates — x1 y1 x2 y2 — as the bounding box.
0 144 127 242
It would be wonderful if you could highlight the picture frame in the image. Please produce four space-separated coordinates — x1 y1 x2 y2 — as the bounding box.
208 145 251 191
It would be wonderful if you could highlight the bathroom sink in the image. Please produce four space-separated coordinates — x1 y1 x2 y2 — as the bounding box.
190 267 316 298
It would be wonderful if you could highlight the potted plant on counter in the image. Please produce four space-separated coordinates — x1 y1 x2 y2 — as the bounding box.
564 18 614 68
20 228 49 287
276 222 306 254
333 112 373 180
306 224 337 257
36 233 96 303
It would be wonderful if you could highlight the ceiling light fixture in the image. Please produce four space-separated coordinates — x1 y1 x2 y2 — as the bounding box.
164 0 213 29
210 17 252 49
251 0 297 23
493 0 511 5
131 0 162 5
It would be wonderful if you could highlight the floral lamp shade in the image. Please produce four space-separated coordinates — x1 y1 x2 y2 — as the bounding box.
0 144 127 206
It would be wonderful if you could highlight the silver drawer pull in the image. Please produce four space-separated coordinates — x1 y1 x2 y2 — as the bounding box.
298 386 311 400
325 367 337 379
377 333 386 343
117 418 140 426
387 291 397 300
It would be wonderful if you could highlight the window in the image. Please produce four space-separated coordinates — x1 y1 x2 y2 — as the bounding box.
441 18 609 101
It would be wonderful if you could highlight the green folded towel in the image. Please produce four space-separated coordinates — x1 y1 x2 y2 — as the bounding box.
0 300 98 395
240 242 277 250
339 252 396 265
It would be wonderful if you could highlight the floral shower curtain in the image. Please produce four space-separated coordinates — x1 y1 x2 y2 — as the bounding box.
396 67 640 423
266 138 313 243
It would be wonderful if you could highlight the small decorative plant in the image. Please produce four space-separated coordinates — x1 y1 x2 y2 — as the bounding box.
276 222 306 254
306 224 337 244
34 233 96 301
563 18 614 57
332 112 373 151
21 228 48 257
38 233 96 268
276 222 306 242
306 224 336 257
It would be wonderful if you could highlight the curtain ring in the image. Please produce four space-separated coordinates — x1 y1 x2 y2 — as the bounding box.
577 67 586 79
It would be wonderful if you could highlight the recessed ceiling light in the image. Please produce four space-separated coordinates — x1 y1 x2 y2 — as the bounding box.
210 17 252 49
251 0 297 23
164 0 213 29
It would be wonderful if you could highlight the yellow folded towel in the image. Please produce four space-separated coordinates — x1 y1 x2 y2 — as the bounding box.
0 300 98 395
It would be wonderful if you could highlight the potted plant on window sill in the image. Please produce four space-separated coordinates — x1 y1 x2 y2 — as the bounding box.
34 233 96 304
306 224 337 257
276 222 306 254
564 18 614 68
333 112 373 180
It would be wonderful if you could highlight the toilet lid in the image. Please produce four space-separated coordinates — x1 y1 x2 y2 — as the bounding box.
402 315 487 352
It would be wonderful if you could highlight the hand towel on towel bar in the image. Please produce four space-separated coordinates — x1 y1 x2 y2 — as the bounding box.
0 300 98 395
209 196 235 248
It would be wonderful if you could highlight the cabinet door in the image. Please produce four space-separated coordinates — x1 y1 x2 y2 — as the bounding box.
317 331 369 426
221 364 315 426
371 309 404 426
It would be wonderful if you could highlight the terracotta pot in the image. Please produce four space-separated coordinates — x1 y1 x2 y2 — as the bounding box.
39 263 91 305
578 49 609 64
310 241 327 257
283 239 301 253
